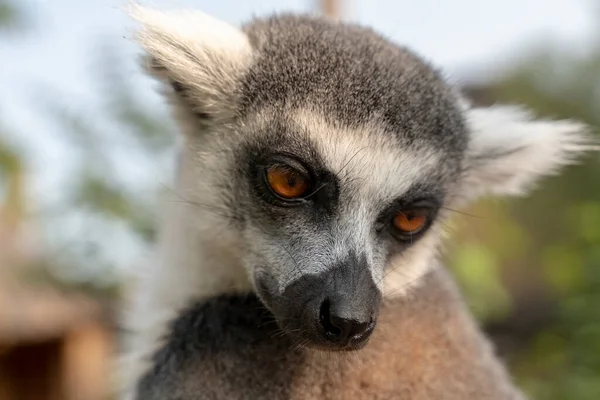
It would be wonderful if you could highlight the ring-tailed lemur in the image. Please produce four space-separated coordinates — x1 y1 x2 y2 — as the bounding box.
120 5 597 399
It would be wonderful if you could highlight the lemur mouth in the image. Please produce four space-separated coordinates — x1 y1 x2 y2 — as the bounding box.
316 298 377 349
269 298 378 351
255 266 381 351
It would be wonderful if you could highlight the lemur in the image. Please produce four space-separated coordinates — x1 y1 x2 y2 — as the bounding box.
121 5 596 399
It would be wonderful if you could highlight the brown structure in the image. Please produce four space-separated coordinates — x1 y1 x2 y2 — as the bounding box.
0 284 114 400
0 156 115 400
319 0 341 19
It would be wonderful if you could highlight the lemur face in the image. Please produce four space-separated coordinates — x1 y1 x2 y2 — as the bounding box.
133 7 593 351
231 102 464 349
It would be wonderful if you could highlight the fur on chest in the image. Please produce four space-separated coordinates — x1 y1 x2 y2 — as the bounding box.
135 269 523 400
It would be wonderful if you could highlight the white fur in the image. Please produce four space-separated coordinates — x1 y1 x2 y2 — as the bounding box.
130 4 253 119
118 143 252 398
294 109 442 204
457 104 597 203
121 7 256 397
383 226 446 298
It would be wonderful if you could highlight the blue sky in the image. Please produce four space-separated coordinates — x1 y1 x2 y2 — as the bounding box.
0 0 595 275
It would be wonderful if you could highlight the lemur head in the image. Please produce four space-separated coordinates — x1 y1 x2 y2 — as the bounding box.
132 6 594 351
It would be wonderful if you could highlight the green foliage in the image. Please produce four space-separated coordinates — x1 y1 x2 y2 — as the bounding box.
0 1 17 29
452 242 513 321
34 46 177 293
0 1 23 179
0 1 27 221
0 138 20 176
0 0 27 32
449 38 600 400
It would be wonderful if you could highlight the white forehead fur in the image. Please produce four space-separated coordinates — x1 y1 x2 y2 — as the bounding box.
294 108 441 202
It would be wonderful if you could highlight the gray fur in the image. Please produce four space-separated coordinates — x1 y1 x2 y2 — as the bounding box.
122 6 595 399
238 14 467 155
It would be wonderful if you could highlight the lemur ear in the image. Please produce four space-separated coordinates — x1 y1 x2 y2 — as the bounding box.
130 5 253 120
456 103 597 204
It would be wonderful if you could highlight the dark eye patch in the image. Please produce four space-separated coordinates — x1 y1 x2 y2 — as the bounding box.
252 152 339 211
375 182 444 246
240 127 340 223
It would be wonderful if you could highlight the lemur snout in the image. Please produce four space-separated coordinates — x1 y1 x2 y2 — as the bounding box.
319 298 376 345
258 253 382 351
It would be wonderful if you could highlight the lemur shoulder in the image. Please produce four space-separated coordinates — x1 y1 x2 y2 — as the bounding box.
136 268 526 399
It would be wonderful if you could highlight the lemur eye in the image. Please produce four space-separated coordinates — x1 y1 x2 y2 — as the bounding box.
266 165 310 199
393 209 428 235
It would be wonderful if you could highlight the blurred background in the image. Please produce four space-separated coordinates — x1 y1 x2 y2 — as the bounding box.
0 0 599 399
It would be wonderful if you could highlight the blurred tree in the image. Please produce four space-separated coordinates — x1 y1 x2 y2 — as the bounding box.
30 42 177 298
0 137 24 229
0 0 18 29
449 24 600 400
0 0 174 298
0 0 28 32
0 0 27 233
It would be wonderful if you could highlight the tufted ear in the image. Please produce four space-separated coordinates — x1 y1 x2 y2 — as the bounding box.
130 5 253 121
455 103 597 205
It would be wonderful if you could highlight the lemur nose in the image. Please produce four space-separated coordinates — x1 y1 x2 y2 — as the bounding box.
319 299 375 344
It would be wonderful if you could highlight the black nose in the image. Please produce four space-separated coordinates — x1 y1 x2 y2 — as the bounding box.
319 299 375 344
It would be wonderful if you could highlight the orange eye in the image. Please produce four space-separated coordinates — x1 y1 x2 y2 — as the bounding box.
266 165 310 199
393 210 428 234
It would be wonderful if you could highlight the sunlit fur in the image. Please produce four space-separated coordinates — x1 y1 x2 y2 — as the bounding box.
119 5 596 399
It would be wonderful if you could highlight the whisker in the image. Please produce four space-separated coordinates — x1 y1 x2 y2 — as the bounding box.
440 206 486 219
337 146 371 178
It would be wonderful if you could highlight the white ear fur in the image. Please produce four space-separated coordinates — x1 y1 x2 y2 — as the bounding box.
129 4 253 118
456 103 597 204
